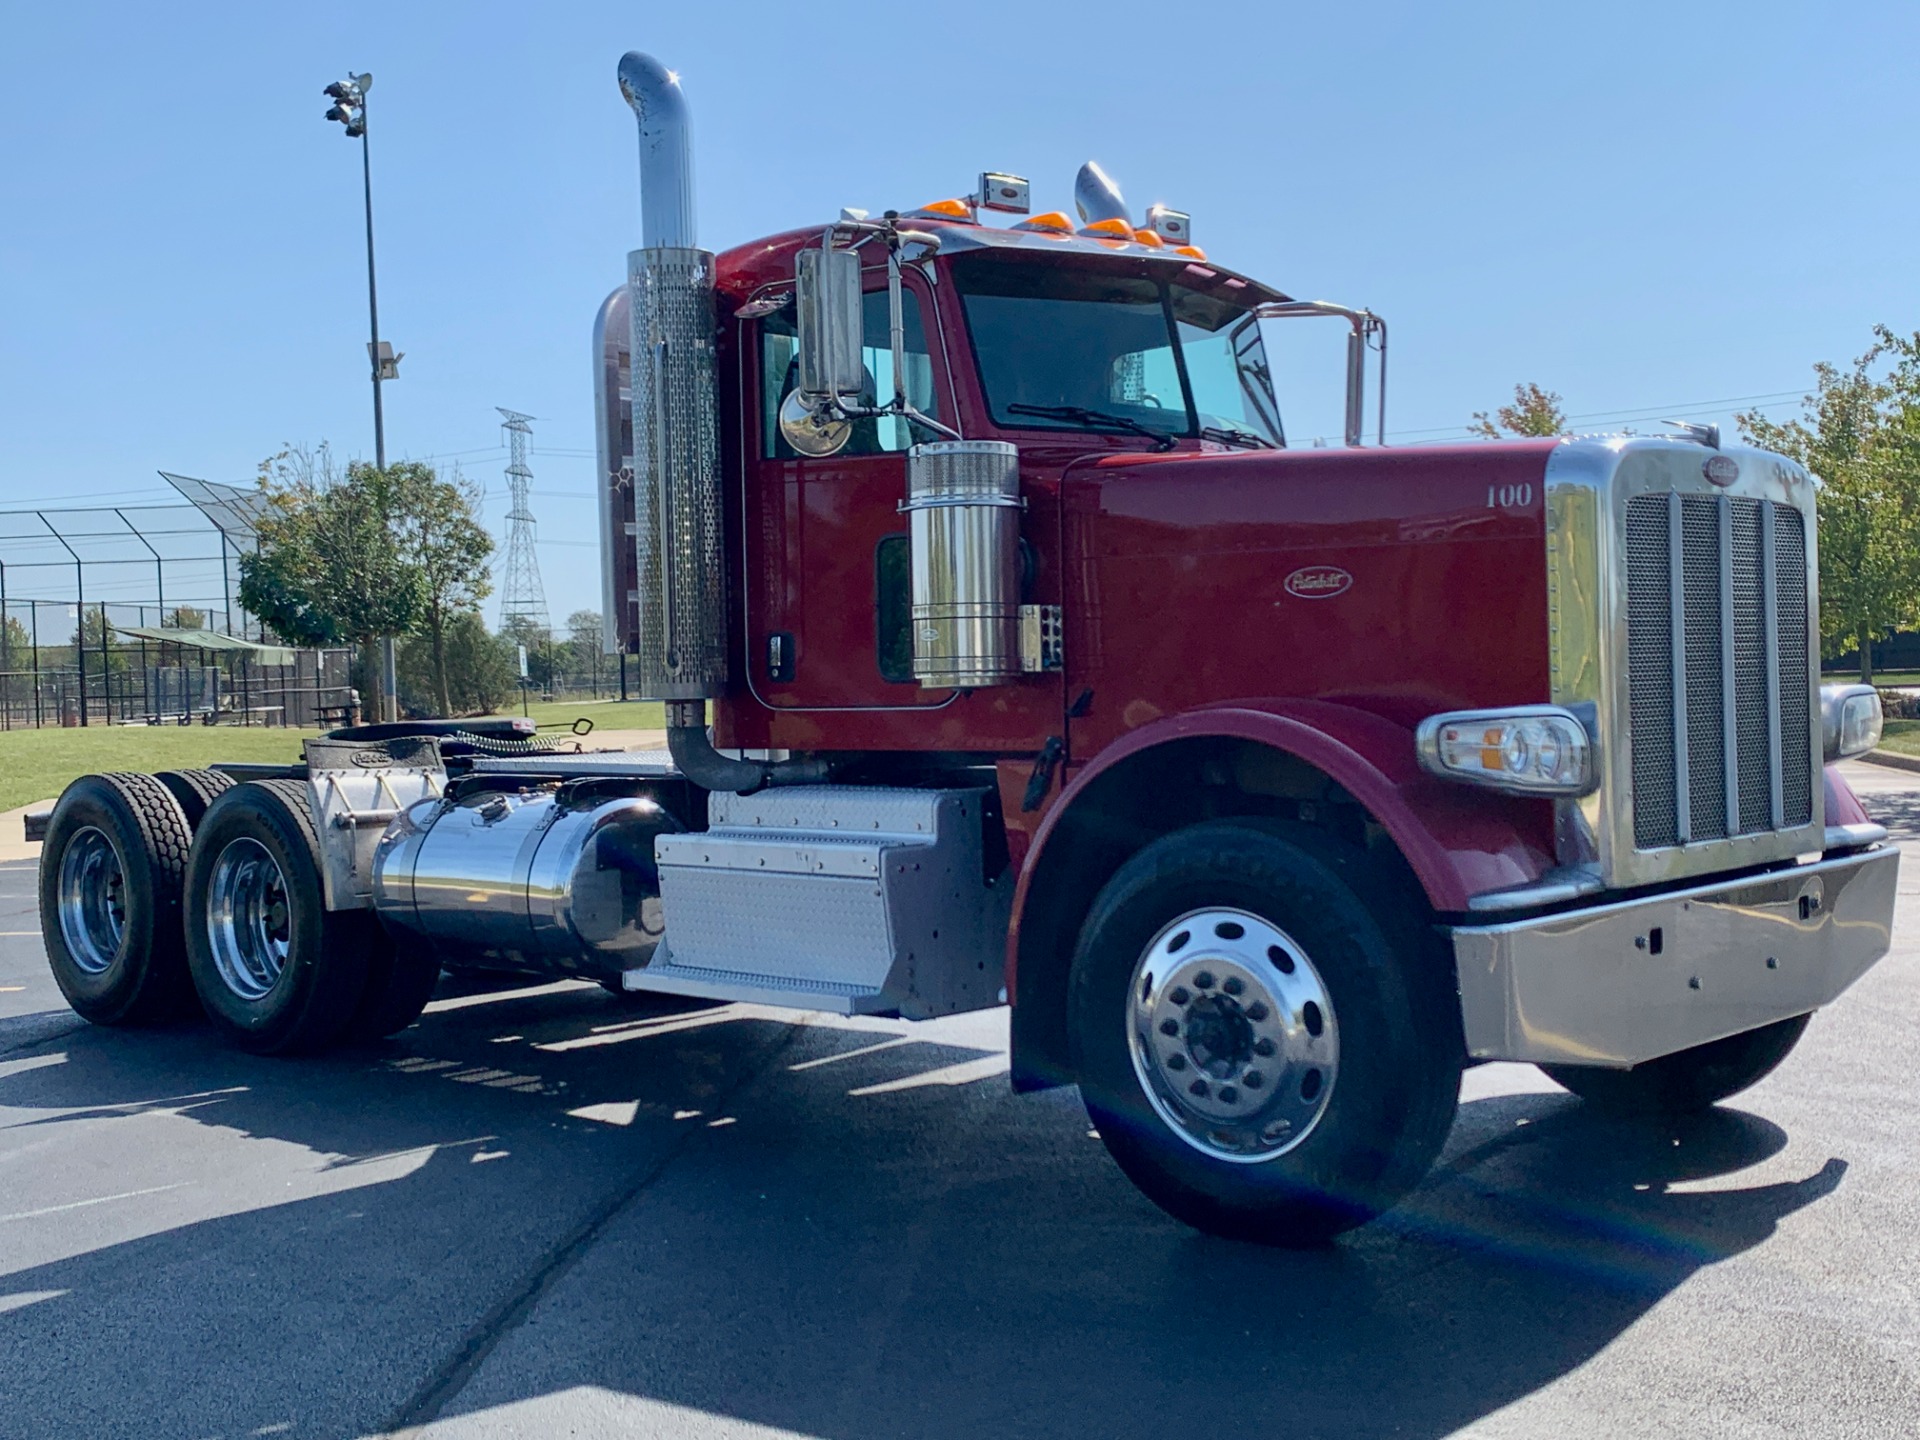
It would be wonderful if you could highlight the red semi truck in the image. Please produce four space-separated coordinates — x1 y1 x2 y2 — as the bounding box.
34 50 1899 1245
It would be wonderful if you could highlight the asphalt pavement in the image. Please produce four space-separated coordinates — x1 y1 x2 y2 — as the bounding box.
2 764 1917 1439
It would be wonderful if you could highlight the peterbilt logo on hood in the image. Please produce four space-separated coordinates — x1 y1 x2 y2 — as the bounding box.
1284 565 1353 599
1703 454 1740 487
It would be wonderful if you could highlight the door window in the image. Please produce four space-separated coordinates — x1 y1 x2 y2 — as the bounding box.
760 286 942 458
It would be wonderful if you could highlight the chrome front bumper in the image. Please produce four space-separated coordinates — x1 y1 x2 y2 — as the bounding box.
1450 845 1900 1068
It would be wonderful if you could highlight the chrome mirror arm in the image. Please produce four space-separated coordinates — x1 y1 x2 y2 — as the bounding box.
1256 301 1389 447
805 217 961 444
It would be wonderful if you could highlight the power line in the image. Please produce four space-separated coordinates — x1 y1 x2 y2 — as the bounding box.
1385 386 1813 442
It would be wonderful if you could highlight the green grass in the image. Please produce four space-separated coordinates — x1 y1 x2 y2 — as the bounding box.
0 700 670 814
1823 669 1920 688
0 724 316 813
1874 718 1920 758
480 698 667 733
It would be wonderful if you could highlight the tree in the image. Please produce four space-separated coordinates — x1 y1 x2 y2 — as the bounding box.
1470 383 1567 439
239 444 424 719
500 615 555 692
163 606 207 629
1 614 28 670
390 462 493 717
1739 327 1920 683
70 606 129 674
398 611 517 716
566 609 604 697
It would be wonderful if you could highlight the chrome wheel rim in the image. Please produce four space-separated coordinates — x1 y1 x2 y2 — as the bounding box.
56 826 127 976
1127 907 1339 1163
206 837 291 1001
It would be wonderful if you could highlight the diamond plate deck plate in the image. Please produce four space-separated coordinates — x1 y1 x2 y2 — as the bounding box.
645 787 1008 1018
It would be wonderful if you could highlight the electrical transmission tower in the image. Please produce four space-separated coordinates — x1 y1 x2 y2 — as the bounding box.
496 408 549 635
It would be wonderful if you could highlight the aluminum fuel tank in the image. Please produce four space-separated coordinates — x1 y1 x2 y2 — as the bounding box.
372 787 681 980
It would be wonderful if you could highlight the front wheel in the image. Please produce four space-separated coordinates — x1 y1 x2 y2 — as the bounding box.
1542 1014 1811 1116
1068 820 1461 1246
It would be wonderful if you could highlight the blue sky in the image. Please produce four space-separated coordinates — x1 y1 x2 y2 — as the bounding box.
2 0 1915 625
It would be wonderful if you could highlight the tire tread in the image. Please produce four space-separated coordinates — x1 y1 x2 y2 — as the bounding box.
153 768 237 831
1068 818 1461 1246
38 772 196 1024
185 779 369 1054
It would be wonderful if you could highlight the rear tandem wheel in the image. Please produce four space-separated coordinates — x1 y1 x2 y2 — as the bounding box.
152 767 237 831
183 778 420 1053
37 772 197 1025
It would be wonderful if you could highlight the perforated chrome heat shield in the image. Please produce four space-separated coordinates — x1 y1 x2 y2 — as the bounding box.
626 245 727 700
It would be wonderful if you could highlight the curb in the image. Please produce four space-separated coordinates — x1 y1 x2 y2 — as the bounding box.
1857 750 1920 775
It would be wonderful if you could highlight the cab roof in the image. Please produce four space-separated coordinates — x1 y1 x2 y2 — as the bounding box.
713 216 1293 311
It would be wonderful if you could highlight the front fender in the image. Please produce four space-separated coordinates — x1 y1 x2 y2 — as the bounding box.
1009 697 1554 991
1002 700 1554 1089
1058 698 1546 909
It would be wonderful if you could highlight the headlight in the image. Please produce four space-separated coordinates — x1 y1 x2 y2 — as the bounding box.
1416 706 1595 796
1821 684 1882 761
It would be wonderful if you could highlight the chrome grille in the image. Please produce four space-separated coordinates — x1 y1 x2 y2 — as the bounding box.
1624 491 1813 851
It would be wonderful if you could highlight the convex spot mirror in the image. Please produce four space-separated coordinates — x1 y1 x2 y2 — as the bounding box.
779 389 853 457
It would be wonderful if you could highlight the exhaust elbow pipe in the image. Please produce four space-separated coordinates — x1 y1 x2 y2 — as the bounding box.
665 701 830 795
618 51 696 249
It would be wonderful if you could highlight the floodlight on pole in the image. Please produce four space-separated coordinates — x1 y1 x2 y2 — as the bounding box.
321 68 401 717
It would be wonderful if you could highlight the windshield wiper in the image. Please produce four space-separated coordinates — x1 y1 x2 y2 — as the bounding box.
1199 425 1276 450
1006 403 1178 452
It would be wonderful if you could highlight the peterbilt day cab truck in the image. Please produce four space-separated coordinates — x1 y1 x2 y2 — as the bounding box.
34 50 1900 1246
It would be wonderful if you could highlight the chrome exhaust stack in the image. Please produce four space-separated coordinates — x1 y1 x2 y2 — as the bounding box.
591 285 634 658
617 52 696 251
614 52 826 791
1073 161 1130 226
617 52 726 701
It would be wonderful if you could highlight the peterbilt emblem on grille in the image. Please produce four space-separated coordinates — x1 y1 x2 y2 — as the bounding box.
1703 454 1740 487
1284 565 1353 599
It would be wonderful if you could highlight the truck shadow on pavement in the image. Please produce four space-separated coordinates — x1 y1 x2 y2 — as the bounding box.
0 978 1849 1440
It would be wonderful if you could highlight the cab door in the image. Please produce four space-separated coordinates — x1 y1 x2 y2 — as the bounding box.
740 268 957 717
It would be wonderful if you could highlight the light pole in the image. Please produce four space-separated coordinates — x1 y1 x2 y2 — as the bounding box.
322 71 403 720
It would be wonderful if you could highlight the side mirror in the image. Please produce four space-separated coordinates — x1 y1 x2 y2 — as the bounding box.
795 243 863 403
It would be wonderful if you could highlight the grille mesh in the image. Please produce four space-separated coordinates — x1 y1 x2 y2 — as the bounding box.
1731 501 1769 832
1777 507 1813 826
1625 497 1676 848
1624 490 1814 852
1681 496 1727 840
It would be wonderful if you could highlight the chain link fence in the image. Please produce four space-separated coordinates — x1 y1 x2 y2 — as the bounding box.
0 482 363 731
0 597 354 730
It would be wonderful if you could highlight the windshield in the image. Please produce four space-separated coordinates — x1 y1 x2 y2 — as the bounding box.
953 255 1284 446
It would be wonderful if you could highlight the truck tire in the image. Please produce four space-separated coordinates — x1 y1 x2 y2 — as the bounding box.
38 773 196 1025
153 768 236 831
1542 1013 1811 1116
184 779 372 1054
345 935 440 1041
1067 819 1461 1247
